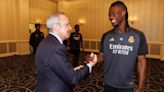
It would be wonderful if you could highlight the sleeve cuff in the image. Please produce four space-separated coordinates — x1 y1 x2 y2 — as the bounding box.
86 63 92 73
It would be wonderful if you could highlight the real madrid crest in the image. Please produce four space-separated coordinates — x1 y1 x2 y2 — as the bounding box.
128 36 134 43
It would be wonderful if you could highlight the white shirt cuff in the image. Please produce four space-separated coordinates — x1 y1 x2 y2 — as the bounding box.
86 63 92 73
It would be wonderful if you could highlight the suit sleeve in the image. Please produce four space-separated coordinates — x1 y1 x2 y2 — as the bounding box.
48 45 89 87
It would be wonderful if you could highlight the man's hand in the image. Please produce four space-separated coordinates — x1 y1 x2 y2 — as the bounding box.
84 52 98 73
86 53 98 67
135 87 143 92
97 53 104 62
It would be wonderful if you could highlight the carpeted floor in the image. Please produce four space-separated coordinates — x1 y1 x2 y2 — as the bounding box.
0 53 164 92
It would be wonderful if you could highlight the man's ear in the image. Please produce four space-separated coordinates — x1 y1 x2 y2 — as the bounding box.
52 24 60 31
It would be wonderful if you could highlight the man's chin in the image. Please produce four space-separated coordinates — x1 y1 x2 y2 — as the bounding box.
112 24 119 27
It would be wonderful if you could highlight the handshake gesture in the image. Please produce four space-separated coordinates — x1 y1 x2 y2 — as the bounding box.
74 52 98 71
85 52 98 67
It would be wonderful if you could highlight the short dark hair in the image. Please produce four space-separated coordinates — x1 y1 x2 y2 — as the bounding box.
110 1 129 27
74 24 79 29
35 23 41 27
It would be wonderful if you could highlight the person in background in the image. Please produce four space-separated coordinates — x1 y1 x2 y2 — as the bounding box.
69 24 84 67
35 12 98 92
63 39 68 48
98 1 148 92
29 23 44 54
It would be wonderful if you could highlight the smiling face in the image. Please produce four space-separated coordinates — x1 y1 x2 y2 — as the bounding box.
109 6 126 27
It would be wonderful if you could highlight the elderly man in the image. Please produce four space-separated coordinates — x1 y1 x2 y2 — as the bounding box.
35 12 98 92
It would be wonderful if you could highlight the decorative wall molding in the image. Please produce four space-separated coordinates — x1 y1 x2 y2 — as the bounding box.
0 40 30 58
0 40 163 61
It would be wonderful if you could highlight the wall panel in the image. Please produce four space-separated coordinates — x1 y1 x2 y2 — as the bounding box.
29 0 57 23
0 0 19 41
29 0 58 36
0 43 7 54
0 0 30 55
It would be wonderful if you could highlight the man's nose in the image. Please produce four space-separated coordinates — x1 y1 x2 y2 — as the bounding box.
69 25 72 31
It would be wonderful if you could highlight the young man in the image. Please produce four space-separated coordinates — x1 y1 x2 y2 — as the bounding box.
29 23 44 54
69 24 84 67
99 1 148 92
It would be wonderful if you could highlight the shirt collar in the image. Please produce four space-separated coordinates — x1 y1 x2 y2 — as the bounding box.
114 27 130 34
49 32 63 44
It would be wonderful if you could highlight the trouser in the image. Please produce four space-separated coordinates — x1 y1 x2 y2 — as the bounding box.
32 46 37 54
71 50 80 67
104 85 134 92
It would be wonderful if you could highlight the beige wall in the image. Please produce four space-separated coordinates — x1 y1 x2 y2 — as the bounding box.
125 0 164 43
29 0 57 23
29 0 58 36
0 0 57 56
161 5 164 60
58 0 164 43
0 0 29 55
58 0 112 39
17 0 30 55
0 0 20 41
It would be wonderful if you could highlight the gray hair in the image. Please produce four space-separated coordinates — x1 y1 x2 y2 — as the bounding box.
46 12 65 32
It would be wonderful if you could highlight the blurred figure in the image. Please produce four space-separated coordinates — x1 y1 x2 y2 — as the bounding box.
29 23 44 54
99 1 148 92
69 24 84 67
63 39 68 48
35 12 98 92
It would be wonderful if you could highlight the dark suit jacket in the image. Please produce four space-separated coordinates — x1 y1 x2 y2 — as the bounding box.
35 34 89 92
